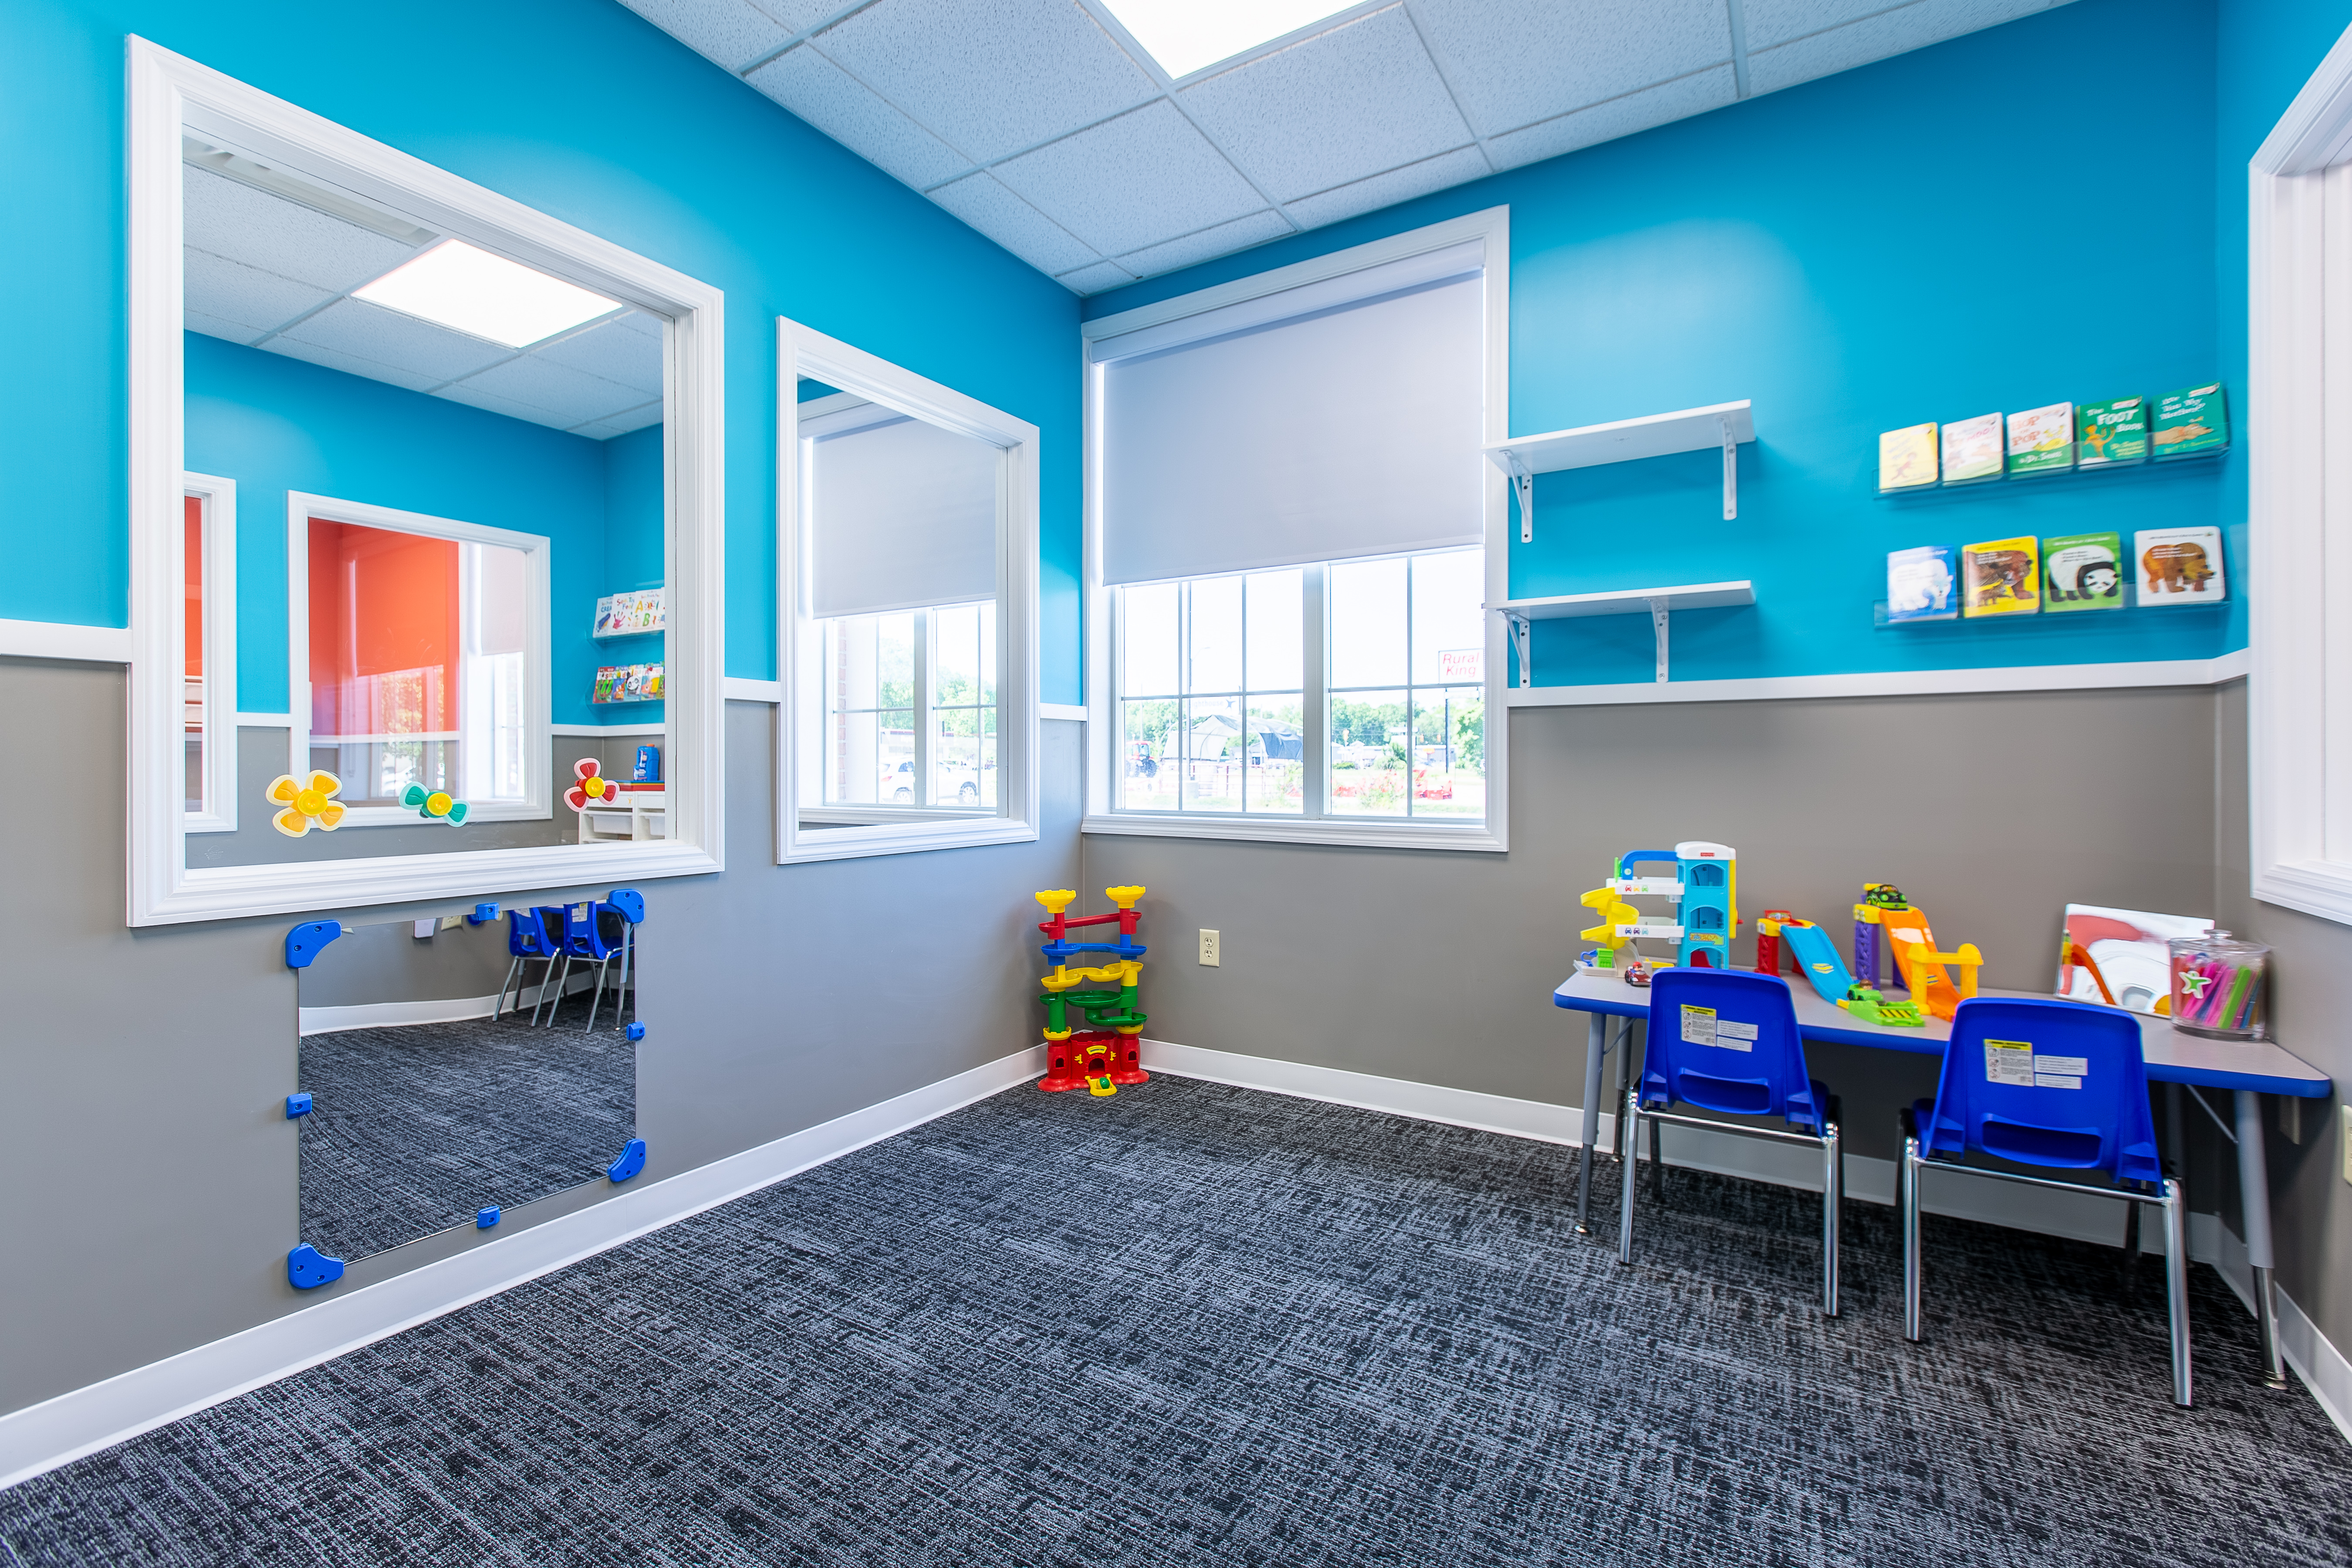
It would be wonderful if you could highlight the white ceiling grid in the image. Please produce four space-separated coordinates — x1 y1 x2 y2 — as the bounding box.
624 0 2074 294
182 164 665 439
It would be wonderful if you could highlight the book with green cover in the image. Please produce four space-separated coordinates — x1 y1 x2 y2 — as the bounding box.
2006 402 2075 477
2078 396 2148 467
1941 412 2004 485
2043 532 2124 612
2153 383 2229 460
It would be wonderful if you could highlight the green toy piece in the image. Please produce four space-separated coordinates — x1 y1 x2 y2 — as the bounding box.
1839 985 1925 1028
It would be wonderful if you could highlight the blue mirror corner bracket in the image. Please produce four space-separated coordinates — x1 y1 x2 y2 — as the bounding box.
625 1021 646 1042
607 1138 647 1183
287 1244 345 1290
608 888 645 924
285 1092 312 1119
284 920 343 970
476 1206 500 1228
468 902 499 924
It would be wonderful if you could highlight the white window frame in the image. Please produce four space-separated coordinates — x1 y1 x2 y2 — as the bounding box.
775 317 1041 862
126 36 725 926
180 471 238 834
2251 23 2352 925
1081 208 1511 852
285 491 552 826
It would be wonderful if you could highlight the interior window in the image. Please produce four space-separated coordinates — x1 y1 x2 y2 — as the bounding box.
183 493 207 813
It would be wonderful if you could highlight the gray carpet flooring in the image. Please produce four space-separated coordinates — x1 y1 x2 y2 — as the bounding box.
5 1075 2349 1566
297 1007 635 1262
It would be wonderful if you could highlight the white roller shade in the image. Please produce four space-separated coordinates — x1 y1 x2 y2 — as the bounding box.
1098 259 1486 587
808 411 1000 619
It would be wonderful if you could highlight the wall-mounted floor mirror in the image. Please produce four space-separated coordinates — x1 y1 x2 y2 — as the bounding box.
293 896 640 1263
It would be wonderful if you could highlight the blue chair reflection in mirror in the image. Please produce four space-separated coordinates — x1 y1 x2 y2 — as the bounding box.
1902 996 2190 1405
1621 967 1843 1315
557 890 643 1033
495 908 561 1024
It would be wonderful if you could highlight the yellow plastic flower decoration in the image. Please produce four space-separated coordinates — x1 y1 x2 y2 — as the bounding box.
266 770 345 837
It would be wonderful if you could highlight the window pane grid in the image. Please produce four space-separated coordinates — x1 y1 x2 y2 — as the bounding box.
820 600 998 811
1117 571 1302 816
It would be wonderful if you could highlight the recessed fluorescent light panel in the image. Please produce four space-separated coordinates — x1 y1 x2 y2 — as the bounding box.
1099 0 1361 79
352 240 621 348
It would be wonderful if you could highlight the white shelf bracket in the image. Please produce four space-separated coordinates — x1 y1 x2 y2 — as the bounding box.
1503 610 1532 688
1647 597 1670 683
1720 416 1737 521
1511 462 1535 545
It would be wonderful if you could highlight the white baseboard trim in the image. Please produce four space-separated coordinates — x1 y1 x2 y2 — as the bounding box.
2278 1281 2352 1444
296 972 593 1034
722 677 783 703
0 618 135 665
1503 647 2250 708
0 1044 1046 1493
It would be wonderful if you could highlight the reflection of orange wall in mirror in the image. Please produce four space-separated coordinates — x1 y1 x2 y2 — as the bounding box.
308 518 459 738
183 495 203 676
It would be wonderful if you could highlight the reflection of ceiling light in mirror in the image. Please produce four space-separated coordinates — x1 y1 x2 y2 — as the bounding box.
351 240 621 348
1097 0 1361 78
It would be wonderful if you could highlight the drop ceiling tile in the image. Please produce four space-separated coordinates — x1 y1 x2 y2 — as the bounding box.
185 311 266 348
1285 145 1489 231
279 299 511 385
1113 210 1292 279
458 356 652 427
183 167 423 295
183 249 336 335
258 337 443 395
1411 0 1732 135
434 380 577 432
1178 7 1474 204
571 403 667 440
813 0 1156 165
1056 260 1139 294
1486 66 1738 171
993 101 1264 258
1747 0 2069 95
612 0 797 71
748 46 975 189
534 312 666 396
927 173 1102 274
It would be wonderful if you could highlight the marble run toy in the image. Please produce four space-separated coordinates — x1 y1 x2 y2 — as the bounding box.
1033 886 1150 1096
1578 842 1739 977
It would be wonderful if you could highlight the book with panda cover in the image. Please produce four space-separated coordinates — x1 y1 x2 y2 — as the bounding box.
1940 412 2004 485
2042 533 2124 612
1962 534 2041 616
1886 545 1958 622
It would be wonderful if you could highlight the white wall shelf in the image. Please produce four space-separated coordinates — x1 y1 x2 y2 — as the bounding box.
1493 581 1755 686
1485 400 1755 541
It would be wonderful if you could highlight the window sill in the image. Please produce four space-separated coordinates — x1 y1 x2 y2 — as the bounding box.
1081 812 1504 853
798 804 998 826
2252 858 2352 928
783 816 1039 863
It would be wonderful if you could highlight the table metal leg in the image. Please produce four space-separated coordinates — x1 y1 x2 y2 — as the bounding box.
1574 1013 1607 1235
2234 1088 2289 1389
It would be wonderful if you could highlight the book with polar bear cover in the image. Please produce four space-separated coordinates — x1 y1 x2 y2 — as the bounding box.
1886 546 1958 622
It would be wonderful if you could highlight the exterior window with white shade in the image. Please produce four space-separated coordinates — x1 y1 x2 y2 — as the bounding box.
1083 210 1511 851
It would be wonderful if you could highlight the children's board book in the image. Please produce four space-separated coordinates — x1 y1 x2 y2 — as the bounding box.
2006 402 2074 477
2135 526 2226 604
1886 545 1958 622
2153 382 2229 460
2042 533 2124 612
2078 396 2148 468
1962 534 2040 616
1940 412 2004 484
1879 423 1939 491
592 666 620 703
593 596 618 637
2058 904 2211 1015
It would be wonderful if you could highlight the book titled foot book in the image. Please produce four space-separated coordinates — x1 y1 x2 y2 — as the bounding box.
2153 383 2229 460
1886 545 1958 622
1941 412 2004 485
1962 534 2041 616
2135 526 2226 604
2077 396 2148 468
1879 422 1940 492
2006 402 2075 477
2043 532 2125 611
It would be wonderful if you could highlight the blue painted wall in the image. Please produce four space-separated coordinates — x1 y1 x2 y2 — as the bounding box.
0 0 1083 703
1087 0 2234 687
186 333 658 727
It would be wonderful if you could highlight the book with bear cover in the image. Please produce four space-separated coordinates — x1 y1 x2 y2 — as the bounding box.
2134 526 2226 605
1886 545 1959 622
1962 534 2041 616
2042 533 2124 612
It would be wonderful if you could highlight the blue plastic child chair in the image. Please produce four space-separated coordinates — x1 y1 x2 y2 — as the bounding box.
1902 996 2190 1405
528 905 572 1026
495 909 556 1023
563 899 633 1033
1623 967 1843 1315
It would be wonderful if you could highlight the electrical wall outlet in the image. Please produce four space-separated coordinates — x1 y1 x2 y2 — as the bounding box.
1199 929 1220 966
